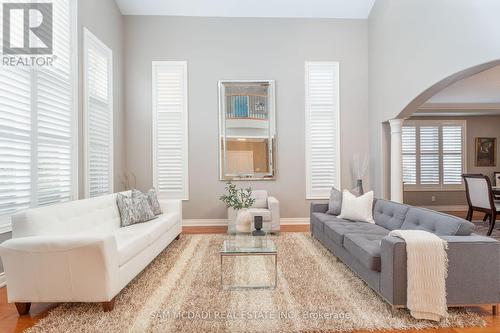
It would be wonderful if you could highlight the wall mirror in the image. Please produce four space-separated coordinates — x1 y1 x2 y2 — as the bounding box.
219 80 276 180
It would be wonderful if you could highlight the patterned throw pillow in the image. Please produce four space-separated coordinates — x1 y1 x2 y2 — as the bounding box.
132 188 162 216
326 187 342 215
116 192 155 227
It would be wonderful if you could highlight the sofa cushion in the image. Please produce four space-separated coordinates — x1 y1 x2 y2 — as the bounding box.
312 212 345 224
373 199 410 230
343 234 385 272
324 220 389 246
247 208 272 222
114 211 179 260
401 207 474 236
115 230 150 266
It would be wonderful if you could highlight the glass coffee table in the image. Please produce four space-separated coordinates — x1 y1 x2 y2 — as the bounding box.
220 237 277 290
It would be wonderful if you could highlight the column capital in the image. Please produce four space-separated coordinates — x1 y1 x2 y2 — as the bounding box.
388 118 406 134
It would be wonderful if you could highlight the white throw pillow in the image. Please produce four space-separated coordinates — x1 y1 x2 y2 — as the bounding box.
338 190 374 223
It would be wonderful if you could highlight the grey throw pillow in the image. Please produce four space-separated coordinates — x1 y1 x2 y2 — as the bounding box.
326 187 342 215
117 192 155 227
132 188 162 216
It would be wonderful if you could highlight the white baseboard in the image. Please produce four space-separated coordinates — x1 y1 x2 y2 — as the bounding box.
421 205 468 212
281 218 310 225
183 218 310 227
183 219 227 227
0 272 6 288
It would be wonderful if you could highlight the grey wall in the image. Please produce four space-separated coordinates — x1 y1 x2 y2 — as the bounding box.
368 0 500 198
78 0 125 197
123 16 370 219
0 0 125 275
404 115 500 207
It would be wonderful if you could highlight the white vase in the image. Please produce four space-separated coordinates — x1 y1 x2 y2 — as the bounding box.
235 209 252 233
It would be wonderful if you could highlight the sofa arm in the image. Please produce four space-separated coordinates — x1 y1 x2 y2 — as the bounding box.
159 199 182 220
268 196 280 232
0 234 120 303
310 202 328 214
380 234 500 307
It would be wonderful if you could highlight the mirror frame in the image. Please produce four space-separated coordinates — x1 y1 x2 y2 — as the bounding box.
218 80 276 181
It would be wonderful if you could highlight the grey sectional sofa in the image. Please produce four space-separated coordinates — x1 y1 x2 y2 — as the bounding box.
310 199 500 313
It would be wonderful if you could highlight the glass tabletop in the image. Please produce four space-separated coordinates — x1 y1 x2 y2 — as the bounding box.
221 238 277 254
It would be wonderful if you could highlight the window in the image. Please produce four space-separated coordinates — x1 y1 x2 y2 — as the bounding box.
83 29 113 198
152 61 189 200
402 120 466 190
305 61 340 199
0 0 77 228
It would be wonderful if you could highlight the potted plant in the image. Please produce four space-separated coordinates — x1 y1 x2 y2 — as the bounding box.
220 182 255 233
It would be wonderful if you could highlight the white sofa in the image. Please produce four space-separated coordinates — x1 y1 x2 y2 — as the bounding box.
0 192 182 315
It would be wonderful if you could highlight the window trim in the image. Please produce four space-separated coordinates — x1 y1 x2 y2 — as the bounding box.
151 61 189 200
83 28 114 198
403 119 467 192
304 61 341 199
0 0 78 233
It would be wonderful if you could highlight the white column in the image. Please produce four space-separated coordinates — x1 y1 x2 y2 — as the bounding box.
389 119 405 203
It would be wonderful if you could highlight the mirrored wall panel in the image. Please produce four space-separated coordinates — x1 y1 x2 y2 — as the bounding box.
219 80 276 180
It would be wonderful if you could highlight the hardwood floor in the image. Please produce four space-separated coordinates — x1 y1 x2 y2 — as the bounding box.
0 223 498 333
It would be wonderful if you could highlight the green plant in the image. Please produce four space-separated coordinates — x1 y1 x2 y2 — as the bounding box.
219 182 255 210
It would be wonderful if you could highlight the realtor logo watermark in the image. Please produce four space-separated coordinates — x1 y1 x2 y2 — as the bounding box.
2 2 55 66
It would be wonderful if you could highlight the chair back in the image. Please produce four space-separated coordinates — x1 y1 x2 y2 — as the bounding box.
462 174 495 211
251 190 268 208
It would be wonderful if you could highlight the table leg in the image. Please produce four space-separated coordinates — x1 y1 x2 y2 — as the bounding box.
220 255 223 289
274 254 278 289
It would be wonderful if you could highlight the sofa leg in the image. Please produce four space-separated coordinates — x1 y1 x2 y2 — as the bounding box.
175 234 180 240
15 302 31 316
390 305 398 316
102 298 116 312
493 304 498 316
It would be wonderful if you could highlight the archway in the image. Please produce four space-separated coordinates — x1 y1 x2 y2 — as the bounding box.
386 59 500 202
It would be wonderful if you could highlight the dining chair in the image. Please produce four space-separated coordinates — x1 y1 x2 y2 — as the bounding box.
462 174 499 236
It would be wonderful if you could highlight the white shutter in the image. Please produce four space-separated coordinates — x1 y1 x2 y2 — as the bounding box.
419 126 439 185
0 0 76 224
152 61 189 200
402 126 416 185
305 61 340 199
36 0 74 206
404 120 465 190
84 29 113 198
0 67 32 217
442 125 463 185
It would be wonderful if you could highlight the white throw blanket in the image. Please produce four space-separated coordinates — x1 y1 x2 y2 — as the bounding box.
388 230 448 321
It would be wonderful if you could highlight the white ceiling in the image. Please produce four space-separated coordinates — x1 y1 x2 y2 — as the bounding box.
115 0 376 18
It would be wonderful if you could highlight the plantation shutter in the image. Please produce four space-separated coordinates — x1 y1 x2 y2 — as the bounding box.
419 126 440 185
152 61 189 200
402 126 416 185
403 120 465 189
0 0 76 225
305 62 340 199
442 125 463 185
36 0 74 206
0 67 32 218
84 29 113 198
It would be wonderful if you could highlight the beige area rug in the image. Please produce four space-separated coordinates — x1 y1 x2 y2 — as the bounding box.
26 233 485 332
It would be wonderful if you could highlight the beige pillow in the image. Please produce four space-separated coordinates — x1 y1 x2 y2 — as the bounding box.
338 190 374 223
